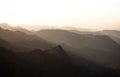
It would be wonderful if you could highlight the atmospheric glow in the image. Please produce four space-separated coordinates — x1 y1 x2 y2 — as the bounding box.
0 0 120 30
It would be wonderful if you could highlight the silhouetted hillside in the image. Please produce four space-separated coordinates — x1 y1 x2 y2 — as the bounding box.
0 46 119 77
70 29 95 35
35 29 120 66
0 28 53 51
0 27 120 77
36 29 120 52
100 30 120 45
0 38 11 49
0 45 75 77
0 23 13 30
0 47 17 76
0 23 31 34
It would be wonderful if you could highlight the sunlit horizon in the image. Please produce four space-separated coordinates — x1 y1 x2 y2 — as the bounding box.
0 0 120 30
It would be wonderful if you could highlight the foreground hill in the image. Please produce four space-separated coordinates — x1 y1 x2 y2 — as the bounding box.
0 45 119 77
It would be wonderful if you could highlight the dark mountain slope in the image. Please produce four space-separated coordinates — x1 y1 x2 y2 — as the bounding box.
99 30 120 45
35 29 120 67
0 28 53 51
0 47 17 76
35 29 120 52
0 38 11 49
14 45 77 77
0 46 119 77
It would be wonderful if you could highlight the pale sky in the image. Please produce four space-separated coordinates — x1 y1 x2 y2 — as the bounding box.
0 0 120 30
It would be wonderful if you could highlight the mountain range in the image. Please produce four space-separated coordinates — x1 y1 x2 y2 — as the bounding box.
99 30 120 45
0 24 120 77
35 29 120 66
0 27 53 51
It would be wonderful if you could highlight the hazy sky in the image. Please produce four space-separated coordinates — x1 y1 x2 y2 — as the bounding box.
0 0 120 30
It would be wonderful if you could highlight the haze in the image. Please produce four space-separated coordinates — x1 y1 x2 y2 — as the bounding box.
0 0 120 30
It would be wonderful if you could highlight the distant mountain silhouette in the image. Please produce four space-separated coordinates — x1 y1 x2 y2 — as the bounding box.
13 26 32 35
36 29 120 51
0 28 53 51
0 23 32 34
100 30 120 45
0 23 13 30
69 30 96 34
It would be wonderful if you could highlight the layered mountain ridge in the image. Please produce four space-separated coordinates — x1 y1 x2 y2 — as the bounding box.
0 24 120 77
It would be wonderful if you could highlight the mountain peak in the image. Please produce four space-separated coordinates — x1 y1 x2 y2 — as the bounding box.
52 45 63 50
45 45 67 55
